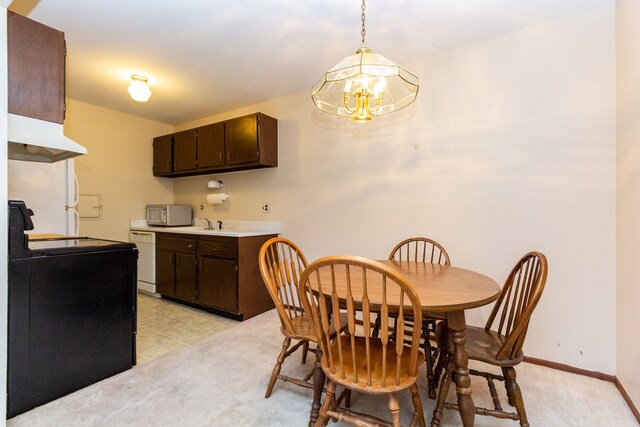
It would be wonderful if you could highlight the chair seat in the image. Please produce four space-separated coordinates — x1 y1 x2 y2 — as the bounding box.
322 335 425 394
284 313 349 342
435 322 523 367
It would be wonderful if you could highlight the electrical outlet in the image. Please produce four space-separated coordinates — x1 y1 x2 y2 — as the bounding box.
260 203 270 213
200 204 205 211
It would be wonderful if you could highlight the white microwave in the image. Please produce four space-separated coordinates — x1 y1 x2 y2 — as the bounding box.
146 204 192 226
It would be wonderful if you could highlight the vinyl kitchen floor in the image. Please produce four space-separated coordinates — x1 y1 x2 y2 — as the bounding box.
136 293 237 364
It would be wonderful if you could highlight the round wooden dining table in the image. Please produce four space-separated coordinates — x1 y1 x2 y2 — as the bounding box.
307 260 500 427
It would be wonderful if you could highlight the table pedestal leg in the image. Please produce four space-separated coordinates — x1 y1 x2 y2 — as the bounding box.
309 346 325 426
447 311 474 427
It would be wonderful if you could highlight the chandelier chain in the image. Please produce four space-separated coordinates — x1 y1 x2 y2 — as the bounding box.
361 0 366 47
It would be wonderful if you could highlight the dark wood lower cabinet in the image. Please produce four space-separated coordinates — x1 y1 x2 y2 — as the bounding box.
155 249 176 295
198 257 237 312
175 253 197 301
154 232 276 320
155 234 197 300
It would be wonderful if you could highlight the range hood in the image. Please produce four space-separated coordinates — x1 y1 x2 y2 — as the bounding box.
7 114 87 163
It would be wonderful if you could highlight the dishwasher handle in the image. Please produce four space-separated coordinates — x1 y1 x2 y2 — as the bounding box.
129 231 156 244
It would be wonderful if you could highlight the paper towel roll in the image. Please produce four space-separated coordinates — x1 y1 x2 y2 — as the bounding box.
206 193 229 205
207 180 223 189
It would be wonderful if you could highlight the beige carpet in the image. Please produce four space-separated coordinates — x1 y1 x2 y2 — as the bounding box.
8 309 638 426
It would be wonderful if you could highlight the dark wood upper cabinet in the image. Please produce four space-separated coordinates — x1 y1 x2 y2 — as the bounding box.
152 112 277 177
226 113 277 168
197 123 225 169
153 135 173 176
226 115 259 165
173 129 198 172
8 11 66 124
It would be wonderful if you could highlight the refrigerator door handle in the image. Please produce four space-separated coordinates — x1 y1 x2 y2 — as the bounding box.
67 207 80 237
71 175 80 207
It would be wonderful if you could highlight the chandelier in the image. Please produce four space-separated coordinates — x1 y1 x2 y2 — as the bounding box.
311 0 419 122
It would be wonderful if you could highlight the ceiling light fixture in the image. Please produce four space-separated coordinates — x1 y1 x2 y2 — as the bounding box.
311 0 419 122
128 74 152 102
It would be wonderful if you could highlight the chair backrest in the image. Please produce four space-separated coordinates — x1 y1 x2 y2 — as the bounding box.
388 237 450 265
259 237 309 336
299 255 423 388
485 251 548 360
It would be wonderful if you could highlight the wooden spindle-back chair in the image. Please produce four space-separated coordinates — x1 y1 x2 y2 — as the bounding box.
259 237 315 398
431 251 548 427
299 255 427 427
386 237 451 399
389 238 450 266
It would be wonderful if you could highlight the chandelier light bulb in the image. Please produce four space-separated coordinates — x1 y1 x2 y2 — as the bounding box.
128 74 152 102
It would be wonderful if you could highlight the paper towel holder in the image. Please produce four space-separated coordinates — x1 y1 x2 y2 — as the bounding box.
207 180 224 189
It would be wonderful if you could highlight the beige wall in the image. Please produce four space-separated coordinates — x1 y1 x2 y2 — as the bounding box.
174 7 617 373
64 99 174 242
616 0 640 412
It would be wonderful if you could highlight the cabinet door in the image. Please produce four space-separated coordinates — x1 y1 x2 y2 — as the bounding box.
197 123 225 169
175 253 198 301
8 11 66 123
198 257 238 312
155 249 176 296
225 115 259 165
173 130 198 172
153 135 173 175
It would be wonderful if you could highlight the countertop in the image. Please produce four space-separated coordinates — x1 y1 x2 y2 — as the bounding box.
129 219 280 238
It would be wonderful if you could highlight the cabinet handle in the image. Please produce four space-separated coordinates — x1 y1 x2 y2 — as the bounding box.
227 152 231 162
169 253 174 264
188 244 193 248
219 152 223 163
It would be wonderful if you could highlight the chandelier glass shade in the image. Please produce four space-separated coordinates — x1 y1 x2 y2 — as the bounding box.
311 1 419 121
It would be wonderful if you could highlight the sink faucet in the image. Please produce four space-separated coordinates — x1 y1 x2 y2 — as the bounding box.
217 220 223 230
203 218 214 229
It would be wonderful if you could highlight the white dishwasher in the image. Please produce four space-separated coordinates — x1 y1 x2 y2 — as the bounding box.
129 230 158 296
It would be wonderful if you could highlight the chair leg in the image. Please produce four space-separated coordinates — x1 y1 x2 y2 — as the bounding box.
372 314 381 338
265 336 291 398
310 346 325 426
433 347 445 388
388 393 401 427
410 383 427 427
503 367 529 427
423 323 437 399
302 340 309 364
501 367 515 406
430 356 452 427
315 380 336 427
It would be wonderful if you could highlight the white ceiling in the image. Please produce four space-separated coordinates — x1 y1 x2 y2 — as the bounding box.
9 0 614 125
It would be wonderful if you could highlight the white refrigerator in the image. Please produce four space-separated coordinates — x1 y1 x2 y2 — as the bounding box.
8 159 80 236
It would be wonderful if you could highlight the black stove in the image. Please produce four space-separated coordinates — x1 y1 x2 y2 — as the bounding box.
7 200 138 419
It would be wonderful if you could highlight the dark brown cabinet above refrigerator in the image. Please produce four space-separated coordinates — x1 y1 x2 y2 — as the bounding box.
152 112 277 178
8 11 66 124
